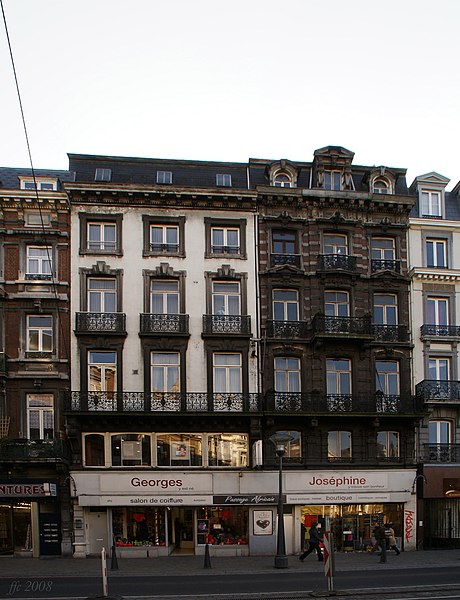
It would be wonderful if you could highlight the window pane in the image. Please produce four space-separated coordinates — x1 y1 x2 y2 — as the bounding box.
85 434 105 466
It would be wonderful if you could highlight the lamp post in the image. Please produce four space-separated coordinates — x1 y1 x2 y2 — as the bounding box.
269 431 294 569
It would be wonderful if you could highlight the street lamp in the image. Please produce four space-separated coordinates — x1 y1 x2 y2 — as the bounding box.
269 431 294 569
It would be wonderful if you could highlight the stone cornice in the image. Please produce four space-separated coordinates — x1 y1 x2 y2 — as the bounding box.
410 267 460 282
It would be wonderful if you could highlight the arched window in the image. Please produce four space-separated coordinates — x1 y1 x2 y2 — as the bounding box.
373 179 389 194
273 173 292 188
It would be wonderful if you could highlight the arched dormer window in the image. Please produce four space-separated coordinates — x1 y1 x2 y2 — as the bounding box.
269 161 298 188
373 178 390 194
274 172 292 188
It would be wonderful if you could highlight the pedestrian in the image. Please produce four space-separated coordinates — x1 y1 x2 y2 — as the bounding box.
385 523 400 555
373 521 387 563
299 521 323 562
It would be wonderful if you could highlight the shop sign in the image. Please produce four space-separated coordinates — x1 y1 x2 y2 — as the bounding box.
80 495 214 507
213 494 281 505
97 473 213 494
288 471 389 492
287 493 391 504
0 482 57 498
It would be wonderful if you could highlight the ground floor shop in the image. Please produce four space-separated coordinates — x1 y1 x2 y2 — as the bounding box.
421 465 460 549
70 468 417 557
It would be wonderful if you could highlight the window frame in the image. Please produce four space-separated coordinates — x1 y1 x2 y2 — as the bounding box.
328 430 352 459
26 314 53 354
94 168 112 182
375 360 400 396
371 237 396 261
272 289 299 321
323 233 348 255
204 218 246 259
79 213 123 256
272 230 297 254
326 358 352 395
142 215 185 257
26 394 54 440
323 171 342 191
324 290 350 317
212 280 241 316
26 245 53 279
428 420 451 444
156 171 173 184
373 293 398 325
425 238 448 268
213 352 242 393
426 296 449 326
421 190 442 218
216 174 232 187
376 430 400 458
20 177 57 191
151 351 181 393
273 172 292 188
428 356 451 380
274 357 301 393
88 350 117 393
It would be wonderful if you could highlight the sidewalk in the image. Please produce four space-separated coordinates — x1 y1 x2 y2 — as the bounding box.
1 548 460 578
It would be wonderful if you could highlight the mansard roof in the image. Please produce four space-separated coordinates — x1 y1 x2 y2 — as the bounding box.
0 167 73 189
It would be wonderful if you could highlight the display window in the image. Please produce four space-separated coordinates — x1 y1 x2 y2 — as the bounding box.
157 434 202 466
112 507 166 547
197 506 248 546
0 502 32 555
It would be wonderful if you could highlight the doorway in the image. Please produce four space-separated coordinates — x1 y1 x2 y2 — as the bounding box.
86 509 108 556
172 508 194 554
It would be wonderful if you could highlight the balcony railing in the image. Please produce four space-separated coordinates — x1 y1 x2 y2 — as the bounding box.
25 273 52 281
420 324 460 338
371 259 401 273
64 391 262 413
0 438 70 461
312 315 372 337
75 312 126 334
140 313 189 335
267 392 421 414
422 444 460 463
202 315 251 335
266 320 309 339
415 379 460 402
318 254 357 272
270 253 302 268
373 324 409 343
0 352 7 376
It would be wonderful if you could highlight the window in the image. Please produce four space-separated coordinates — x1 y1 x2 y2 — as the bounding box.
429 420 451 444
328 431 351 459
373 179 389 194
87 222 117 251
216 174 232 187
150 224 179 253
324 171 342 191
373 294 398 325
426 297 449 326
273 173 292 188
27 315 53 353
20 178 57 191
213 353 242 393
212 281 240 315
88 278 117 312
88 351 117 392
377 431 399 458
208 433 248 466
151 280 179 314
157 434 202 467
428 357 450 380
326 359 352 395
26 246 52 278
371 238 395 260
151 352 180 393
273 289 299 321
274 357 301 393
323 233 347 255
94 168 112 182
426 238 447 268
111 434 151 466
211 226 240 254
84 434 105 466
375 361 400 396
27 394 54 440
421 190 442 217
325 291 349 317
272 230 297 254
156 171 172 184
271 430 301 458
25 212 51 227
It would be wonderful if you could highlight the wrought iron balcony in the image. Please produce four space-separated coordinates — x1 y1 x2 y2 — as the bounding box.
140 313 189 335
373 324 409 343
0 438 70 461
266 392 421 414
75 312 126 334
270 253 302 268
211 245 240 255
64 391 262 413
266 320 308 339
202 315 251 335
312 315 372 337
149 243 179 253
25 273 52 281
422 443 460 463
420 324 460 338
415 379 460 403
371 259 401 273
318 254 357 272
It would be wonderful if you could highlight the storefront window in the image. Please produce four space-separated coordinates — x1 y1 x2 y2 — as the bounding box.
197 506 248 546
111 434 151 466
84 434 105 466
157 434 202 466
112 507 166 546
0 503 32 555
208 434 248 466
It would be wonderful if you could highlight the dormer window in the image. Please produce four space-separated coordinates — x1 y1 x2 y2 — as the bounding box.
373 179 389 194
94 168 112 182
216 174 232 187
157 171 173 184
20 177 57 191
421 190 442 218
324 171 342 191
273 173 292 188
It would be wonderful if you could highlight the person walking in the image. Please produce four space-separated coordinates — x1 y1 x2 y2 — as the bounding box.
299 521 323 562
385 523 400 555
373 521 387 563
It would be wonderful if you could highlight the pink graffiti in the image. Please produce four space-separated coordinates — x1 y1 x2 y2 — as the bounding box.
405 510 414 543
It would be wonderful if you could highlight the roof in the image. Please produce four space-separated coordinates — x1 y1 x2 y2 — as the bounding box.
0 167 73 190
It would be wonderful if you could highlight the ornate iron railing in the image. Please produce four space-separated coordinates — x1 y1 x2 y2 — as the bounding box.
318 254 357 271
312 315 372 336
202 315 251 335
64 391 262 413
266 320 308 339
373 324 409 343
140 313 189 334
371 259 401 273
75 312 126 333
270 253 302 268
415 380 460 402
25 273 52 281
211 245 240 254
0 438 70 461
420 324 460 338
149 243 179 253
422 444 460 463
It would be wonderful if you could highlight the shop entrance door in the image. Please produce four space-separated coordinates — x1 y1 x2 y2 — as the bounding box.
86 510 108 556
172 508 194 553
39 513 61 556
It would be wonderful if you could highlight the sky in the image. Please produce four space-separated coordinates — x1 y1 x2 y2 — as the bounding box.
1 0 459 188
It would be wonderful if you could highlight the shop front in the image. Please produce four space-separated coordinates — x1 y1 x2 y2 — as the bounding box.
422 465 460 549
